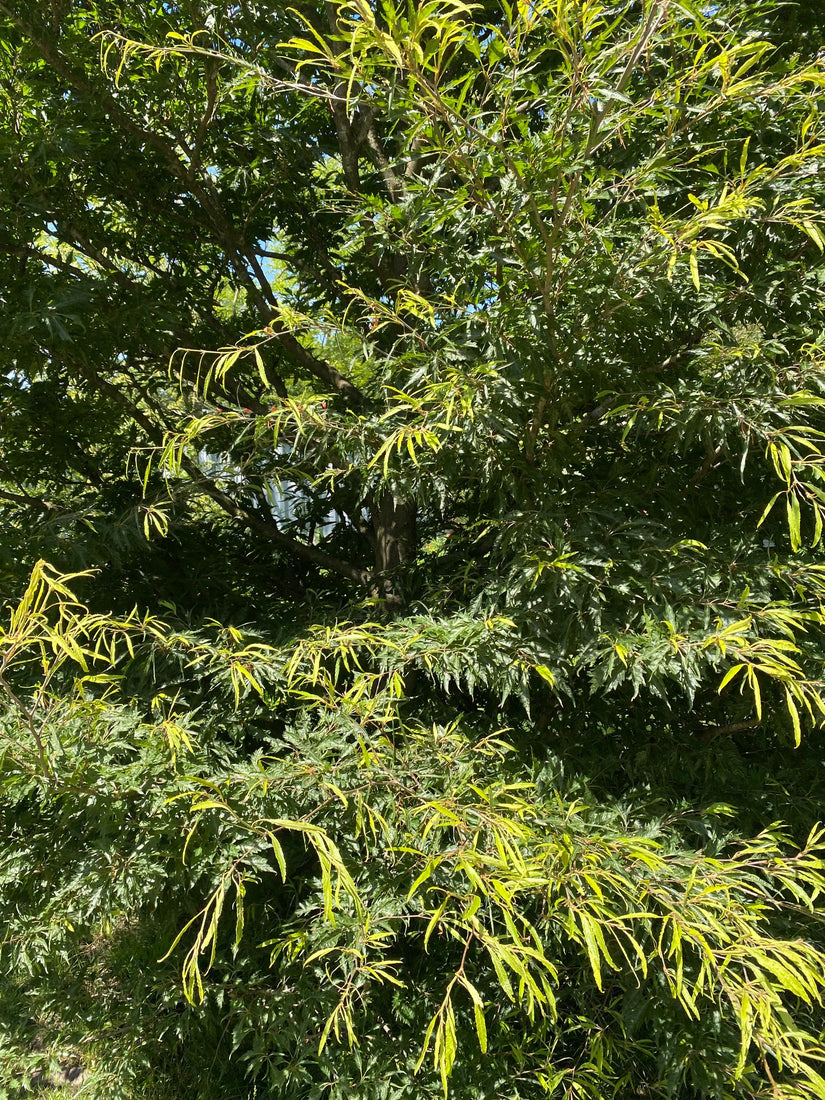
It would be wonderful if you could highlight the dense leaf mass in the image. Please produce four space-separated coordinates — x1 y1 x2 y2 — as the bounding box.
1 1 825 1097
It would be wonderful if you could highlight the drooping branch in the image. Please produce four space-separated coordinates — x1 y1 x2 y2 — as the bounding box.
73 358 371 588
0 487 57 512
177 457 371 587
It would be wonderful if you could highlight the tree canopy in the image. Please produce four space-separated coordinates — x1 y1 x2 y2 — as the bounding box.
2 1 825 1097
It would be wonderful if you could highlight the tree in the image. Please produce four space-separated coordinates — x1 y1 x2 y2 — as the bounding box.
1 1 825 1097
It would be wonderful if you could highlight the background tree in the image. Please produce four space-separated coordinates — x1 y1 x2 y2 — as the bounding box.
1 1 825 1098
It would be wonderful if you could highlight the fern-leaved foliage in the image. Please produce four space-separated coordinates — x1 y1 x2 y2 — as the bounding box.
1 1 825 1098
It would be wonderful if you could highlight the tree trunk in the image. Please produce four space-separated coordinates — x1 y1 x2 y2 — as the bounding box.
371 492 416 609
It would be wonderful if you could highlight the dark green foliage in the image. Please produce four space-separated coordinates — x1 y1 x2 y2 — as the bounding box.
2 1 825 1098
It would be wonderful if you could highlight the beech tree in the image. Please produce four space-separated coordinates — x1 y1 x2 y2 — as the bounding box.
2 1 825 1098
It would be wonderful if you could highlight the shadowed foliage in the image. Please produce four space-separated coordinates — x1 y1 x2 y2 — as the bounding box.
1 1 825 1097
